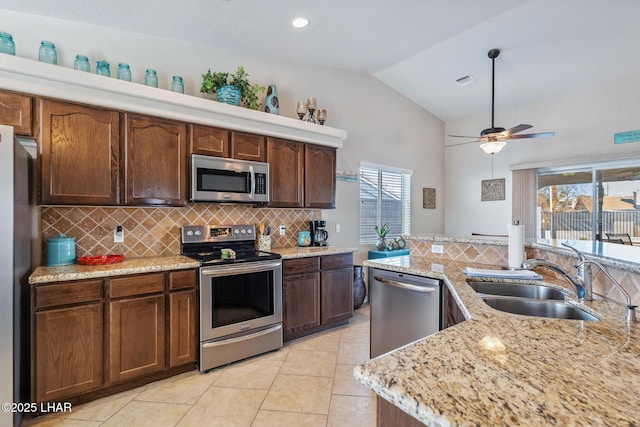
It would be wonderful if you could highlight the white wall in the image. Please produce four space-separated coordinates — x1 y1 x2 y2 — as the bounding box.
445 73 640 237
0 9 445 262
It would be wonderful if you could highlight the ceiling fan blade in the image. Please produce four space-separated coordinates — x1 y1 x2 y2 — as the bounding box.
507 132 556 140
448 134 480 139
502 124 532 136
447 139 479 147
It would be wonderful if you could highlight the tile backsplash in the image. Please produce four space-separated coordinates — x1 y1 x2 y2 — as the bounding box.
41 204 320 258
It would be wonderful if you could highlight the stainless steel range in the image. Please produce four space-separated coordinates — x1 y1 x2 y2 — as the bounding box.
181 224 282 372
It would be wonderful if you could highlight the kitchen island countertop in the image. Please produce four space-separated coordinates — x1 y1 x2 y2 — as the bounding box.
269 246 358 259
355 255 639 426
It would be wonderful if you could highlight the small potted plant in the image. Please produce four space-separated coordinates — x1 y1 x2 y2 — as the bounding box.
200 66 265 110
374 223 390 251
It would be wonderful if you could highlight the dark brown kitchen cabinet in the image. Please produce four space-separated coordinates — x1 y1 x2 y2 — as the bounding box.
190 124 230 157
282 254 353 341
108 273 166 383
282 257 321 340
267 137 304 207
305 144 336 209
231 131 266 161
320 254 353 324
123 113 187 206
168 270 197 368
377 396 424 427
32 279 104 403
442 283 465 329
0 90 33 136
38 98 120 205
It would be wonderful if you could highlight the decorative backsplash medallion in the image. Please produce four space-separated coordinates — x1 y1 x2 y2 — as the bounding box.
41 204 320 258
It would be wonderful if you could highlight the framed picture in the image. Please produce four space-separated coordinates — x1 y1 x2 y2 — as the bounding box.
481 178 505 201
423 187 436 209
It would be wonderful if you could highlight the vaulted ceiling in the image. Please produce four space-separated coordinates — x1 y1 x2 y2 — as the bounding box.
4 0 640 121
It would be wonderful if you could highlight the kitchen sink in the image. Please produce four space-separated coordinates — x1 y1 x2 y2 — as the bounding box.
467 281 567 300
481 296 598 321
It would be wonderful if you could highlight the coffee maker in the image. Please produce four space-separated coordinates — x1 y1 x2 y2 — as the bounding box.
310 220 329 246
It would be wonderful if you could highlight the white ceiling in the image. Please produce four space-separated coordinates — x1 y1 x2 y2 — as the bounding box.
3 0 640 122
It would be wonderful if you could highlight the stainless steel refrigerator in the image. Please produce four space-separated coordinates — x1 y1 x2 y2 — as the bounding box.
0 125 33 427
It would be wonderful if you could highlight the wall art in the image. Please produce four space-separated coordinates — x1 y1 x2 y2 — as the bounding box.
423 187 436 209
481 178 505 201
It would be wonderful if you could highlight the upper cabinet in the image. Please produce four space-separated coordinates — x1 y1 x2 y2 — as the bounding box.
190 124 229 158
267 137 305 208
0 90 33 136
267 138 337 209
38 99 120 205
123 114 187 206
231 132 266 162
304 144 336 209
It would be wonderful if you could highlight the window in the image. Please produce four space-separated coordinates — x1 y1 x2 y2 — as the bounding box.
536 159 640 242
359 163 411 244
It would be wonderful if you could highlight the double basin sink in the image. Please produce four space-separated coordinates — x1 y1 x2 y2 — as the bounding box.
468 280 598 321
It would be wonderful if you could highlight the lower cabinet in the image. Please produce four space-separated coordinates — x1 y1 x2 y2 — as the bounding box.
377 396 424 427
282 253 353 341
442 283 466 329
31 269 197 404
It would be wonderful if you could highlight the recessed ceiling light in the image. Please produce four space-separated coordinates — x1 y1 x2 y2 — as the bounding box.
291 17 309 29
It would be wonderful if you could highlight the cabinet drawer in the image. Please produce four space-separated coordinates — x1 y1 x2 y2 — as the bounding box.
321 253 353 270
283 257 320 276
169 269 197 290
35 280 103 309
0 91 33 136
108 273 165 298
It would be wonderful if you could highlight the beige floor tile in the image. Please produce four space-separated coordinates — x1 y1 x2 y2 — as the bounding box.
332 364 375 397
178 387 267 427
287 329 342 352
257 347 290 361
340 323 370 344
64 387 144 422
280 349 337 377
21 417 102 427
337 342 370 365
251 410 327 427
261 374 333 414
135 369 220 404
213 358 283 389
101 401 190 427
327 395 376 427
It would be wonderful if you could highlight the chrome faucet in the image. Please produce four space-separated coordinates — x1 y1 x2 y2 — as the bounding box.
574 258 638 323
521 258 585 300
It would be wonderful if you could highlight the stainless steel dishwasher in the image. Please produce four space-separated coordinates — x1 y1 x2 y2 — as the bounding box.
370 268 441 358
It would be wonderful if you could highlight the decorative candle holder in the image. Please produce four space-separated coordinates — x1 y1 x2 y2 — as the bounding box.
296 98 326 124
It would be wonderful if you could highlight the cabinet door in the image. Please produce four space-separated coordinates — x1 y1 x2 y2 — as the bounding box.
109 294 166 383
34 303 103 402
231 132 266 161
190 124 229 157
320 267 353 324
0 90 33 136
124 114 187 206
305 144 336 209
169 289 197 368
267 137 304 208
283 272 320 340
39 99 120 205
441 284 464 329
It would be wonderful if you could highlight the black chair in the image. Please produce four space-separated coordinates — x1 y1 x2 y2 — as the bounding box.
605 233 633 245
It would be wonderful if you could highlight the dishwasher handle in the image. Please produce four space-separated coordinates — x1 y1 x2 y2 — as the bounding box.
373 275 437 293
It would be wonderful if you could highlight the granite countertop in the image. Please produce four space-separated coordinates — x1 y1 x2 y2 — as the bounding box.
355 256 639 426
269 246 358 259
29 255 200 284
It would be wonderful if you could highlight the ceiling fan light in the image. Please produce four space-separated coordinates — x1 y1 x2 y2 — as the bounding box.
480 140 506 155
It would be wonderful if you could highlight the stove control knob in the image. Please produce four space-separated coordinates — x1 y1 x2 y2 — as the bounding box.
186 230 194 236
234 229 240 235
195 230 202 236
240 229 246 234
246 229 252 235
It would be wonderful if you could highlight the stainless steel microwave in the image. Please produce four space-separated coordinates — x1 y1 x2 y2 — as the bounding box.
190 154 269 203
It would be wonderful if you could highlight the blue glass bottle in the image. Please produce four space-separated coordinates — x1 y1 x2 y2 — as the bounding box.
73 54 90 72
117 63 131 81
171 76 184 93
145 69 158 88
96 60 111 77
38 41 57 64
0 32 16 55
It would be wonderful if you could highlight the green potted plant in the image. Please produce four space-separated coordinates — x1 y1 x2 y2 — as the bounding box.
374 223 390 251
200 66 265 110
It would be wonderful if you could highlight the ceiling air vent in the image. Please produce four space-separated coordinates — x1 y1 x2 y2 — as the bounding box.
455 74 477 86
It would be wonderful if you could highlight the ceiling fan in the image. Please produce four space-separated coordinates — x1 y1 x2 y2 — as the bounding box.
449 48 555 155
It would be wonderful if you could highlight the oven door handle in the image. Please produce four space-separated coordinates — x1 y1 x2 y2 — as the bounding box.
202 324 282 348
201 261 282 276
249 165 255 201
373 276 437 293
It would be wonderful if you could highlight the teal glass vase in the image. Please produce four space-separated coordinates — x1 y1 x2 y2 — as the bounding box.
216 84 241 106
0 32 15 55
171 76 184 93
117 63 131 81
145 69 158 87
264 84 279 114
73 54 90 72
96 60 111 77
38 40 57 64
